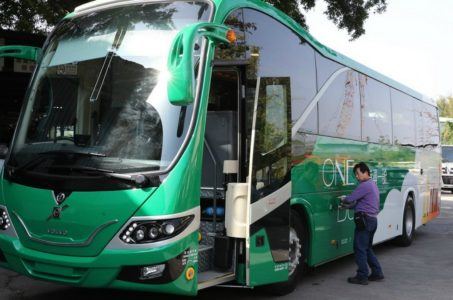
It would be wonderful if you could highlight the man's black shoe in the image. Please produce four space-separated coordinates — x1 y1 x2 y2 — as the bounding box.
347 276 369 285
368 274 385 281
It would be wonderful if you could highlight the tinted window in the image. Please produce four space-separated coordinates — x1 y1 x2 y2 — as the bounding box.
392 90 416 146
360 76 392 144
240 9 294 263
262 79 289 152
241 10 317 134
316 52 343 88
318 68 361 140
291 44 317 134
424 105 440 145
416 102 439 146
242 9 295 196
219 9 318 136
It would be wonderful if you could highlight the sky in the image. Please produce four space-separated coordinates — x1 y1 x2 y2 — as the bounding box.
304 0 453 100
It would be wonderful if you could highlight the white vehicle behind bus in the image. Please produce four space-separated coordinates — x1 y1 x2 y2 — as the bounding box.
441 145 453 192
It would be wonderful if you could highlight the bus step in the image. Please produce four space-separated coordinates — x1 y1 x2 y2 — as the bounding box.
198 244 213 272
198 271 235 290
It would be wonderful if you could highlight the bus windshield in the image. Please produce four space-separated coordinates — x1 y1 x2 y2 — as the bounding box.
6 2 211 188
442 146 453 162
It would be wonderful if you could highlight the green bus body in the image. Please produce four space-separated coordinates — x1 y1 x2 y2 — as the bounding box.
0 0 440 296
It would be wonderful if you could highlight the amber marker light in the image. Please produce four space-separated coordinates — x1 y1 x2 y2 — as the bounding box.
185 267 195 281
226 29 237 43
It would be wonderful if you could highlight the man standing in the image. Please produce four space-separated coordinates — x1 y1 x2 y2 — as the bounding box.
341 162 384 285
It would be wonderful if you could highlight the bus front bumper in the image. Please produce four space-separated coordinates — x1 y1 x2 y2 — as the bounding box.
0 233 198 295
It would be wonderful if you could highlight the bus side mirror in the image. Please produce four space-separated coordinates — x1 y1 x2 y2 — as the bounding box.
167 22 236 106
0 45 41 62
0 144 8 160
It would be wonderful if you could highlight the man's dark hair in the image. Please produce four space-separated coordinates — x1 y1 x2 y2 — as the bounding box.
353 162 370 176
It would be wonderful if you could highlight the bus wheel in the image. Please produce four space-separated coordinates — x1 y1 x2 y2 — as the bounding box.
267 210 306 295
394 197 415 247
288 226 302 277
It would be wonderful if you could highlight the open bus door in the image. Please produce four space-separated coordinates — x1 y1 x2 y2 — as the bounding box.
0 46 40 167
245 76 292 286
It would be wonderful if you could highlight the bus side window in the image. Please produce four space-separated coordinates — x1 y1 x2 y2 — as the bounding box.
391 89 417 146
360 76 392 144
318 67 362 141
416 102 440 147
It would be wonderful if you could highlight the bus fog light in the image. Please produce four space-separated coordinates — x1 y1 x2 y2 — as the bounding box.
140 264 165 280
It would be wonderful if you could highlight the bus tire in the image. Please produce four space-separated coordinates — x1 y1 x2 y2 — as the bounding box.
266 209 307 296
394 197 415 247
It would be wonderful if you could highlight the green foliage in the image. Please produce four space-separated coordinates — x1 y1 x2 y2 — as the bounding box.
0 0 386 39
268 0 387 40
442 122 453 145
0 0 87 33
437 95 453 117
437 95 453 145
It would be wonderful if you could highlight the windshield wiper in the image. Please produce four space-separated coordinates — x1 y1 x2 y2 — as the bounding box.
42 150 106 157
8 150 107 175
48 165 153 187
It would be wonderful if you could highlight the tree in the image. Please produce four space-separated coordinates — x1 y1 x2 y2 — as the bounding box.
442 122 453 145
437 95 453 118
0 1 88 33
267 0 387 39
437 95 453 145
0 0 386 39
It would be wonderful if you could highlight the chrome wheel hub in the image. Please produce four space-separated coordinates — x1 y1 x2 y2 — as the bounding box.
288 227 302 276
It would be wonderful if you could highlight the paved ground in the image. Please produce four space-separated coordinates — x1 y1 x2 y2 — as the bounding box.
1 194 453 299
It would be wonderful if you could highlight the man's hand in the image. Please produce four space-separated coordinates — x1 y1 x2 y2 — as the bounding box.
338 195 355 209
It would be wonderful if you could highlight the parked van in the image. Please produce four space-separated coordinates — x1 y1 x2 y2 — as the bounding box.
442 145 453 192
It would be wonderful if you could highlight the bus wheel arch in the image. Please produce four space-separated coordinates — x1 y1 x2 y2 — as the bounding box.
266 206 309 295
394 193 416 247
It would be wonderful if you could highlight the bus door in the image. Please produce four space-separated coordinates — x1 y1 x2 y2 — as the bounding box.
245 76 292 286
198 66 243 287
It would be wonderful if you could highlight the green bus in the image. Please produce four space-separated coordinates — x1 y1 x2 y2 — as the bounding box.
0 0 441 296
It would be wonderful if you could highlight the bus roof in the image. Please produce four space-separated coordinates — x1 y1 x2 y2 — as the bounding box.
72 0 435 107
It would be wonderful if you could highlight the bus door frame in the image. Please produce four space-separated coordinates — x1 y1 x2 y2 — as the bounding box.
245 76 292 287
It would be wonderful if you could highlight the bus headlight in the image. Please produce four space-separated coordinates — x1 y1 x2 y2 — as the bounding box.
120 215 194 244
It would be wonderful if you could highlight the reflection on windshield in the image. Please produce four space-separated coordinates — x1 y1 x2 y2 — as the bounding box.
7 1 211 190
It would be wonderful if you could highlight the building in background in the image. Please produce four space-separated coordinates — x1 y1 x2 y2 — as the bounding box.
0 30 45 147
